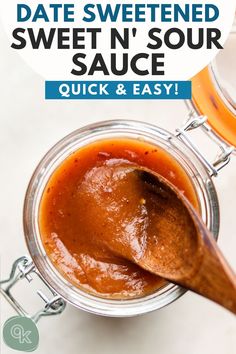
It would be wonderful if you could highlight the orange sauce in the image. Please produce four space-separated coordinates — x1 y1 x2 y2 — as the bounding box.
39 138 199 299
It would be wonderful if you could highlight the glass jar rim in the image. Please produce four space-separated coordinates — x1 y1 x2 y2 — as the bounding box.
23 119 219 317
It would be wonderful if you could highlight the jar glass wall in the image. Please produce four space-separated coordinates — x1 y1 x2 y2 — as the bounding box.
212 29 236 114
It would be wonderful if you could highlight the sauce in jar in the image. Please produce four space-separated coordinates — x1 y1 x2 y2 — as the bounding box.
39 139 199 299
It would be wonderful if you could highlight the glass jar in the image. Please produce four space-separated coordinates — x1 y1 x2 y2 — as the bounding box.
190 25 236 148
23 119 219 317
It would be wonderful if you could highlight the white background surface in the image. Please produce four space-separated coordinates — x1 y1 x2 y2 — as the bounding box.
0 20 236 354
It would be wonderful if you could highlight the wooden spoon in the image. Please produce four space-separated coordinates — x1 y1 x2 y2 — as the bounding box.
78 163 236 314
132 167 236 315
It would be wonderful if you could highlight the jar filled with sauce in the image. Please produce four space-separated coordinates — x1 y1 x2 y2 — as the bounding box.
22 120 221 317
1 25 236 320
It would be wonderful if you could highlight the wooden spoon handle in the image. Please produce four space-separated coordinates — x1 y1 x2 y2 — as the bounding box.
179 219 236 315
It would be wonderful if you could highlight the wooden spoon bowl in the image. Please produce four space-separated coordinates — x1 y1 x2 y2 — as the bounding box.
77 163 236 314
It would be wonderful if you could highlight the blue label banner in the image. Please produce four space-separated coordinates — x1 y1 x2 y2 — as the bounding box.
45 81 191 100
